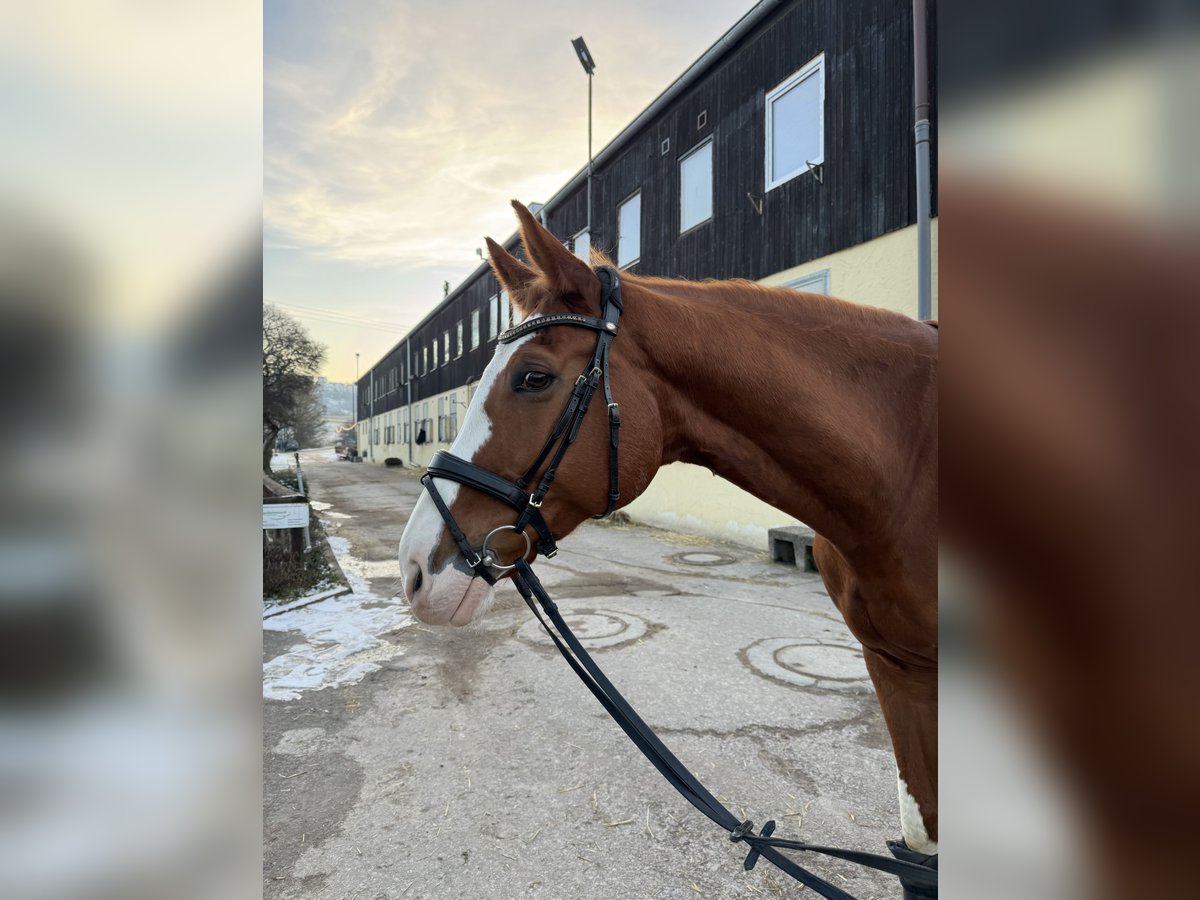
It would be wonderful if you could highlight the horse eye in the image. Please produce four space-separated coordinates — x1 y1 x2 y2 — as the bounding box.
520 371 552 392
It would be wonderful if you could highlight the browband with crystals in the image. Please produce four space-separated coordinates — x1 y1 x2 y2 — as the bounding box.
498 311 617 344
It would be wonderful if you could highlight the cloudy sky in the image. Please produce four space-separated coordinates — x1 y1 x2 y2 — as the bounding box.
265 0 757 383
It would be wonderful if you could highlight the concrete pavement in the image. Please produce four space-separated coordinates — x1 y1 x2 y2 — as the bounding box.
264 451 902 899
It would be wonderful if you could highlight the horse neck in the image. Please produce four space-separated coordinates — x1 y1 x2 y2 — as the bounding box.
622 279 937 561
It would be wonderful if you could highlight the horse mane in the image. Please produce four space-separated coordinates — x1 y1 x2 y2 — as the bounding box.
511 245 923 358
582 247 913 335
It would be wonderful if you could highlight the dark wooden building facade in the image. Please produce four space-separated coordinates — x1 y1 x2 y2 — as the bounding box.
358 0 936 458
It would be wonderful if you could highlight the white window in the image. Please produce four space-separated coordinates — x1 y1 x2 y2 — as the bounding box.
449 392 458 442
437 397 445 442
422 345 429 374
573 229 590 263
493 289 512 331
470 309 480 349
679 138 713 232
442 330 450 365
783 269 831 295
765 53 825 191
489 293 501 339
455 320 463 358
617 191 641 268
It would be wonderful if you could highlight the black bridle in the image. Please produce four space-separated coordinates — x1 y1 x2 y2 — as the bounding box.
417 265 937 899
420 264 623 584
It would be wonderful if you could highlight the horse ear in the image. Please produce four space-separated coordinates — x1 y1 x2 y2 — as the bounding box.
510 200 600 313
485 237 538 312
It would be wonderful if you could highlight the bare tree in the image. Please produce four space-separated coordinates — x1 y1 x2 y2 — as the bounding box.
289 390 330 448
263 305 326 473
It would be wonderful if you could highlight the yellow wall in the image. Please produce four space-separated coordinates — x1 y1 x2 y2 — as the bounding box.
623 222 937 550
621 462 805 548
759 219 938 319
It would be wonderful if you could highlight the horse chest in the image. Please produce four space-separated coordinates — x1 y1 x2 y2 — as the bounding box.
814 537 937 667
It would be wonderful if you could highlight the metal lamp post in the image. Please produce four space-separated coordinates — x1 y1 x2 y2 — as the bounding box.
571 36 596 237
912 1 932 321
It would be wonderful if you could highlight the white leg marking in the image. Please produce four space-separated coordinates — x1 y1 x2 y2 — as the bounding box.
898 774 938 855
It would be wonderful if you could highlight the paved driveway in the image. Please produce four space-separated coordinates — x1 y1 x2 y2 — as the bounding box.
264 451 901 899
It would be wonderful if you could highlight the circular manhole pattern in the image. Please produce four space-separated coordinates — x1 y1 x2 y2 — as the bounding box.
518 609 649 651
668 550 739 567
741 638 871 692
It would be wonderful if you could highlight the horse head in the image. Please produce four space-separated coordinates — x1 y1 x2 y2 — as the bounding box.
398 201 662 625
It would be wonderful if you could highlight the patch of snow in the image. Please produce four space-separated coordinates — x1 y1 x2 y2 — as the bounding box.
327 535 401 582
262 535 412 702
262 585 349 619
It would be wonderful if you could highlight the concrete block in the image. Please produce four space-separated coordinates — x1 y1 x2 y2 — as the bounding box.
769 525 818 573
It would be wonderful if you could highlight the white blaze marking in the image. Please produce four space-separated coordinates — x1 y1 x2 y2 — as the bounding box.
449 324 539 466
898 774 938 855
398 326 538 577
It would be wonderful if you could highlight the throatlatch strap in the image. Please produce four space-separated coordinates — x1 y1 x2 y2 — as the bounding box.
511 559 939 899
598 339 621 518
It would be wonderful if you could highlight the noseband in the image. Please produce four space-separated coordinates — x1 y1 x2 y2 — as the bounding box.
419 265 623 583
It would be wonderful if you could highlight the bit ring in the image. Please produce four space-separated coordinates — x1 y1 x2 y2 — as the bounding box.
479 525 532 571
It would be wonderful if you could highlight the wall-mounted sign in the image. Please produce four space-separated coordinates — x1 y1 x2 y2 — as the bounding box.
263 502 309 530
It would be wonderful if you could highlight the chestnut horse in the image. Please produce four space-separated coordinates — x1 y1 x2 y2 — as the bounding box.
399 201 938 859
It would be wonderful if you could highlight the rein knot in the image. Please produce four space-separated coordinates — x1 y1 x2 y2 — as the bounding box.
731 819 777 871
729 820 756 842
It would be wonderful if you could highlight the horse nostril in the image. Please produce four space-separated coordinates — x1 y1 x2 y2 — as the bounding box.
413 569 424 595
